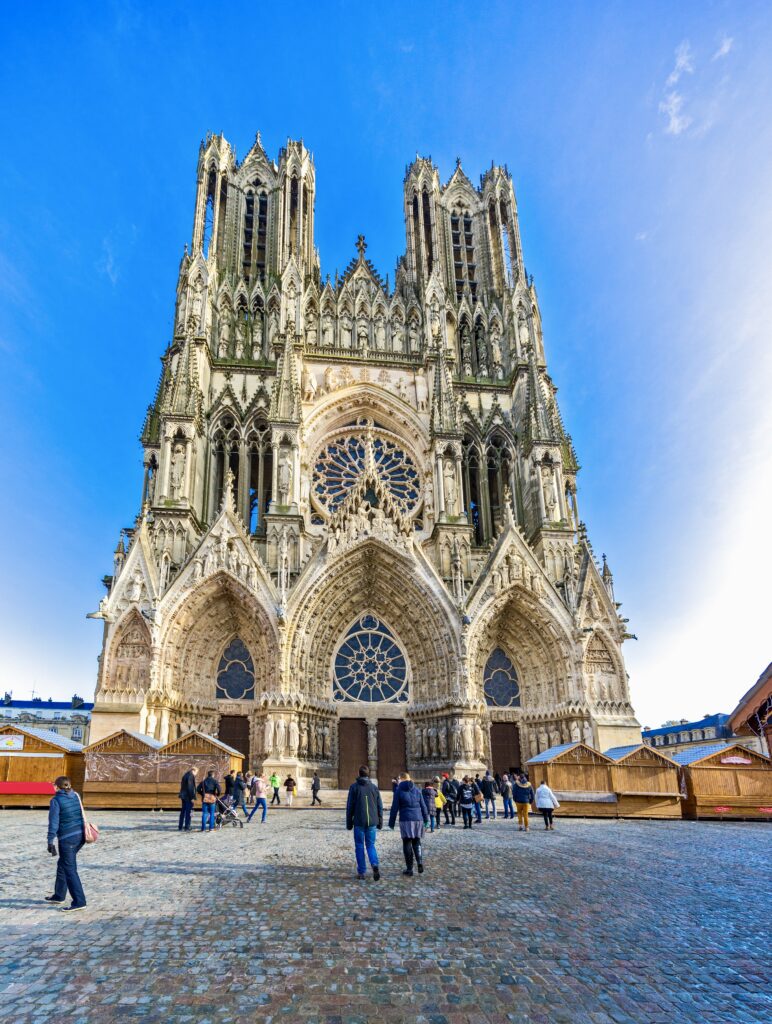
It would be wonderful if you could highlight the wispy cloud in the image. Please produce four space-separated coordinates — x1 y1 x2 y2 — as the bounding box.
97 237 119 285
659 91 692 136
666 40 694 86
712 35 733 60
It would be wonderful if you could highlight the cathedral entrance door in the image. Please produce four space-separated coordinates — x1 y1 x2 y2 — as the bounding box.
218 715 250 770
338 718 367 788
377 719 406 789
490 723 522 776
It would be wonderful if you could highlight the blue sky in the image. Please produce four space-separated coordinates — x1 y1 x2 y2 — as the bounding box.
1 1 770 727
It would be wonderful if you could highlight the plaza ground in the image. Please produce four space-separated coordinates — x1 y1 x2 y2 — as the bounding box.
1 809 770 1024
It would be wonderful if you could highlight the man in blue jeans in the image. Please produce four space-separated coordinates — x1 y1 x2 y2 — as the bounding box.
197 770 221 831
345 765 383 881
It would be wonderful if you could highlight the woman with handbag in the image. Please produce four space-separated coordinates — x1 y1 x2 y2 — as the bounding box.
197 770 221 832
45 775 95 912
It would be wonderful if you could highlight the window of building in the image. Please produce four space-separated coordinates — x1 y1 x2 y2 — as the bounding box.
483 648 521 707
202 169 216 258
333 615 408 703
216 638 255 700
72 726 82 740
247 420 272 535
422 190 434 275
312 430 420 516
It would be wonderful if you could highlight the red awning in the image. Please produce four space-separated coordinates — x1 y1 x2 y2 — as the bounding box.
0 781 56 795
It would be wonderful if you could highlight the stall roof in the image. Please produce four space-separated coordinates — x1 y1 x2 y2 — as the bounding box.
161 730 243 757
83 729 163 751
670 742 735 765
0 725 83 752
604 743 678 765
527 742 578 764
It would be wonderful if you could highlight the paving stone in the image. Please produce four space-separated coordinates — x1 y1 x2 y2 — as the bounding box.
0 811 770 1023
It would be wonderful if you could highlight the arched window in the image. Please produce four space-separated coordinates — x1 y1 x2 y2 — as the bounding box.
422 190 434 275
289 176 299 255
451 209 477 302
202 169 216 258
247 419 272 535
499 197 515 285
333 615 409 703
412 193 422 276
211 415 240 516
483 648 520 707
242 193 254 281
462 435 484 545
486 435 513 533
216 638 255 700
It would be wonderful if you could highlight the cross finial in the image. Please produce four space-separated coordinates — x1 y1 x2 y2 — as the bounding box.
356 234 367 257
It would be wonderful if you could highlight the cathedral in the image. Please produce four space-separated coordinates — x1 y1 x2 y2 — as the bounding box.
88 131 641 786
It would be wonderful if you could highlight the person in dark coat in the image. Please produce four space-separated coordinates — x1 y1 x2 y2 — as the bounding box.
479 772 499 819
499 774 515 819
45 776 87 912
178 766 198 831
513 774 536 831
388 772 429 876
197 771 221 832
421 782 438 832
440 774 457 826
232 772 249 817
345 765 384 880
457 776 479 829
223 771 235 807
310 772 322 805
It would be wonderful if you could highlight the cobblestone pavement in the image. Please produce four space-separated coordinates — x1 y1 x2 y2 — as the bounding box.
1 808 770 1023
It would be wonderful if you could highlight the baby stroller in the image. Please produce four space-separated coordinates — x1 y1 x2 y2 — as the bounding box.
215 796 244 829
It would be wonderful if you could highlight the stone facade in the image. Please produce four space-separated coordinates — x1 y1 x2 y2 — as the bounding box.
88 131 641 782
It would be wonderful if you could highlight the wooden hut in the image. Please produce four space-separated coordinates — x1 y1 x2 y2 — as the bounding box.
672 742 772 820
604 744 682 818
157 731 244 808
0 725 84 807
526 742 617 817
83 729 163 808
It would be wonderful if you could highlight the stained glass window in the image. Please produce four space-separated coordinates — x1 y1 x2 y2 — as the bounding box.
333 614 409 703
483 648 520 707
216 638 255 700
313 431 420 515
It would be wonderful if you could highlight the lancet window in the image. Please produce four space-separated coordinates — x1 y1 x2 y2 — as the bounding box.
216 638 255 701
202 169 216 259
463 434 516 545
211 416 240 515
483 648 521 707
499 197 516 286
450 209 477 302
422 190 434 275
247 419 272 535
412 193 422 278
333 615 409 703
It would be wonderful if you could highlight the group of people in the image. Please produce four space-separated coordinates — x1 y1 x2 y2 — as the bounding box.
347 767 561 880
177 767 324 832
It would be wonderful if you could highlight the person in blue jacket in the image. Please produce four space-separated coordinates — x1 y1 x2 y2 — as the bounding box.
45 776 87 912
388 771 430 876
345 765 384 881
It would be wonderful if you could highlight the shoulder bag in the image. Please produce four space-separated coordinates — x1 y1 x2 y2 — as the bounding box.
74 790 100 844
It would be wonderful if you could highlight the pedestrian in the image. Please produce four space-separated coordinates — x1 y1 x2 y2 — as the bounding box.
223 770 235 807
197 770 221 831
269 771 281 805
473 774 483 823
178 766 198 831
247 774 268 823
457 776 476 829
513 773 536 831
388 771 429 876
479 771 499 819
232 772 249 818
284 775 297 807
310 771 322 805
440 773 457 826
45 776 87 912
535 779 560 830
421 780 438 832
500 774 515 819
345 765 383 881
433 776 447 827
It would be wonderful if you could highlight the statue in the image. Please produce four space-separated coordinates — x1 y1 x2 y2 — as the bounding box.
169 444 185 499
308 720 317 757
288 717 299 756
430 303 441 348
583 720 594 746
438 722 448 758
474 720 485 760
415 368 428 411
278 452 292 506
476 323 488 376
367 724 377 761
320 723 329 758
340 314 353 349
541 464 557 521
263 717 275 756
408 319 419 353
414 725 424 759
428 726 439 758
302 366 317 402
218 315 232 358
235 316 246 359
275 717 286 756
268 310 279 349
356 317 369 352
461 324 473 376
190 280 203 330
491 324 503 378
518 314 530 353
253 318 264 358
306 320 318 347
443 459 458 515
570 721 581 743
392 321 405 353
451 719 462 758
300 720 308 756
277 526 290 598
176 285 187 330
396 376 407 401
374 315 386 350
462 719 474 759
322 313 333 347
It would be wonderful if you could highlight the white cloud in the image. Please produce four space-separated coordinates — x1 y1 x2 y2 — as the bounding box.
98 238 119 285
666 40 694 86
634 231 649 242
712 36 734 60
659 91 692 135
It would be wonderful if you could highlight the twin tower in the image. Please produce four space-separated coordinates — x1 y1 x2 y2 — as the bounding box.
89 131 640 787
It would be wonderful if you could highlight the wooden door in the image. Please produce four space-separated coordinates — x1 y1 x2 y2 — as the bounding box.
338 718 367 788
377 719 406 788
218 715 250 770
490 723 522 776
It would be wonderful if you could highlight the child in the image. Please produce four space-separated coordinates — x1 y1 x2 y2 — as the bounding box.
421 781 438 832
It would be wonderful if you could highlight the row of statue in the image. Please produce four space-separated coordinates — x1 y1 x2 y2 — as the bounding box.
260 714 332 760
327 499 413 555
410 717 486 762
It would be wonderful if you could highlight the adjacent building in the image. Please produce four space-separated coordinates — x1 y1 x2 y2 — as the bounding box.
642 711 767 758
88 131 640 784
0 696 93 745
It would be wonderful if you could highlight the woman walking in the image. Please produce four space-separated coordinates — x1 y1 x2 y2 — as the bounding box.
284 775 297 807
535 779 560 830
388 772 430 876
513 773 536 831
45 776 87 912
457 776 477 829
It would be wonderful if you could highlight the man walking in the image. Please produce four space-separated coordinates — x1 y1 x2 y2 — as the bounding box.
223 770 235 807
345 765 383 880
440 773 457 826
247 774 268 823
499 774 514 819
310 771 322 805
480 771 498 819
513 773 535 831
178 766 198 831
232 772 249 818
269 771 281 805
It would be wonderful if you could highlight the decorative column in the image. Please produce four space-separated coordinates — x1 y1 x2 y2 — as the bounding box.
270 441 279 506
238 440 250 524
159 434 173 500
436 454 446 519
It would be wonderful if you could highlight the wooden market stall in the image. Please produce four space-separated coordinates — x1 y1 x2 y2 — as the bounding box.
82 729 163 808
672 742 772 820
157 731 244 808
604 743 682 819
526 742 618 817
0 725 84 807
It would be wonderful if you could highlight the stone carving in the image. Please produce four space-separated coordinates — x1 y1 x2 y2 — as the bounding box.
443 459 458 515
264 717 275 756
275 716 287 756
288 717 299 756
451 719 463 758
278 452 292 506
169 444 186 499
415 368 428 411
302 366 317 402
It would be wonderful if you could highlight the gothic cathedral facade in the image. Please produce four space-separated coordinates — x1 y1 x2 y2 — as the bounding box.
89 132 641 784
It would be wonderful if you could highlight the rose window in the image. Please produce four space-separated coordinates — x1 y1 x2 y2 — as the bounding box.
312 429 421 515
483 647 520 708
333 615 409 703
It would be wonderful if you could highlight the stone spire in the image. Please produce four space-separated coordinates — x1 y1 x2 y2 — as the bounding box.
269 332 301 422
431 346 459 435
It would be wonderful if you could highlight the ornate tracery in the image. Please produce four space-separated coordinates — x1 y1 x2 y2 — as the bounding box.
333 614 409 703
